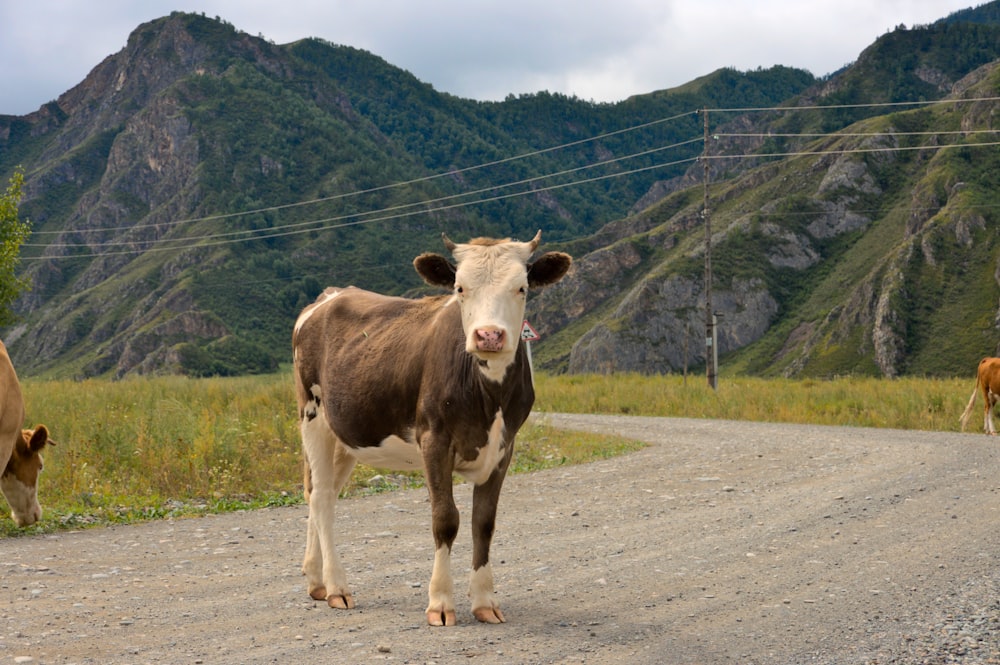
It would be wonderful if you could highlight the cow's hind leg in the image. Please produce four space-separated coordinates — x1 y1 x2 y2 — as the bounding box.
302 413 357 608
988 390 999 435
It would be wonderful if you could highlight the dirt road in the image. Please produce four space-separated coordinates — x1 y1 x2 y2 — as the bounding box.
2 414 1000 664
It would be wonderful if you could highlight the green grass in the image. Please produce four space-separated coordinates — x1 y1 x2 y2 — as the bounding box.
534 372 975 431
3 369 984 537
1 372 643 537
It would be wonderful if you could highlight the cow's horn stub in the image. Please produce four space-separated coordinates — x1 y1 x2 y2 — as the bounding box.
441 233 457 253
528 230 542 251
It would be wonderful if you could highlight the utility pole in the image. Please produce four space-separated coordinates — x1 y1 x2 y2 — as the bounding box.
702 109 718 390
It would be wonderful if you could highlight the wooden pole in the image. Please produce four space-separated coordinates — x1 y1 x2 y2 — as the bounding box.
702 109 717 390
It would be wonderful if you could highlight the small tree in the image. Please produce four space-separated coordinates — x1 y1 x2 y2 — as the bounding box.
0 167 32 326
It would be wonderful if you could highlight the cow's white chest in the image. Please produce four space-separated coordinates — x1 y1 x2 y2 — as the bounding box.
477 358 511 383
454 409 507 485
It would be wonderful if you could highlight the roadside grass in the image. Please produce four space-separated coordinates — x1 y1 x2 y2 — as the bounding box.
1 372 643 537
534 373 975 431
2 370 981 537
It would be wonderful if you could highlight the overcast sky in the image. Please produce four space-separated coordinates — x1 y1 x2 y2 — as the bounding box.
0 0 978 116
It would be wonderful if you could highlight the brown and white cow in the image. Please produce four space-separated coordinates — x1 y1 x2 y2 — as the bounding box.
292 231 571 626
0 340 54 526
960 356 1000 434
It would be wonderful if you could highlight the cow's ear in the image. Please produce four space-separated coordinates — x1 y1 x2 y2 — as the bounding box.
528 252 572 288
413 253 456 288
28 425 51 452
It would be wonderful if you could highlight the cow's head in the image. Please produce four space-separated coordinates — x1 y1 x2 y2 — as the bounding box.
414 231 571 379
1 425 53 527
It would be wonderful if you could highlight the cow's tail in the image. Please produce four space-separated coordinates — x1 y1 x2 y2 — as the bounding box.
959 373 981 431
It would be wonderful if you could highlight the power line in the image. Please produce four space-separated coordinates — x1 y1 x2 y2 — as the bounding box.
704 96 1000 114
27 154 704 258
22 132 1000 262
25 137 705 252
27 110 699 238
45 127 991 253
20 96 1000 261
704 139 1000 162
717 130 1000 139
22 134 1000 259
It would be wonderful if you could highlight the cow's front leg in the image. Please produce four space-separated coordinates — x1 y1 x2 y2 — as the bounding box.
423 440 459 626
469 450 511 624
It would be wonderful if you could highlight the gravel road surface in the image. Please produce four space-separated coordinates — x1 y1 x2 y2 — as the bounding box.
2 414 1000 664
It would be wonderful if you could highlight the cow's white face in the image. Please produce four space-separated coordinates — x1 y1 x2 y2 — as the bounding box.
414 232 572 381
451 239 533 363
1 426 52 527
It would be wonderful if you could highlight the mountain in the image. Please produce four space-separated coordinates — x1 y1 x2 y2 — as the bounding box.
0 11 813 378
1 5 1000 379
529 6 1000 378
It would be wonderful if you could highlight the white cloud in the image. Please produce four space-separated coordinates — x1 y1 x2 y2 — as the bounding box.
0 0 977 115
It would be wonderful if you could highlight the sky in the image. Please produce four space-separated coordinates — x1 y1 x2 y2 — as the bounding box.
0 0 979 116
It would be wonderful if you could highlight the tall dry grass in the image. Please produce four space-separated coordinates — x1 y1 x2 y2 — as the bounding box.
534 373 977 432
3 370 984 536
13 374 301 534
4 372 641 536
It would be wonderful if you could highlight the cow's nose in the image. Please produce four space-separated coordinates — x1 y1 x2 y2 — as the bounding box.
475 328 506 352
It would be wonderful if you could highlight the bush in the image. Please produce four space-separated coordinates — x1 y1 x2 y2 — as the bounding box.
177 336 279 377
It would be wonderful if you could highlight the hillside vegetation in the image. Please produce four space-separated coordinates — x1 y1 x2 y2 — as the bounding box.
2 6 1000 379
529 9 1000 378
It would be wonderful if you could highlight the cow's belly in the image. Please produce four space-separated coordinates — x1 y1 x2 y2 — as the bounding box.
348 434 423 471
341 410 507 484
342 411 506 483
305 384 507 482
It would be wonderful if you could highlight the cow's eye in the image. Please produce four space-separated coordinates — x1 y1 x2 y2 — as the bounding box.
455 285 464 295
518 286 527 295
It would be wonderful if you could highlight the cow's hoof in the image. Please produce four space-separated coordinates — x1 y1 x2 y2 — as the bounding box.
473 606 506 624
327 593 355 609
426 608 457 626
309 585 355 609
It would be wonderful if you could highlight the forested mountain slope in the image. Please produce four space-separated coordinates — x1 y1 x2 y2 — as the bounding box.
1 5 999 379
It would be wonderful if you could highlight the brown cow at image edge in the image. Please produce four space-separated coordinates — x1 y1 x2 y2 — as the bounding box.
0 340 54 526
960 356 1000 435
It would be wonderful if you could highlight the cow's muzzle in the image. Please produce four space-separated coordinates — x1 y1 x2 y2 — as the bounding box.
475 328 506 353
11 505 41 528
